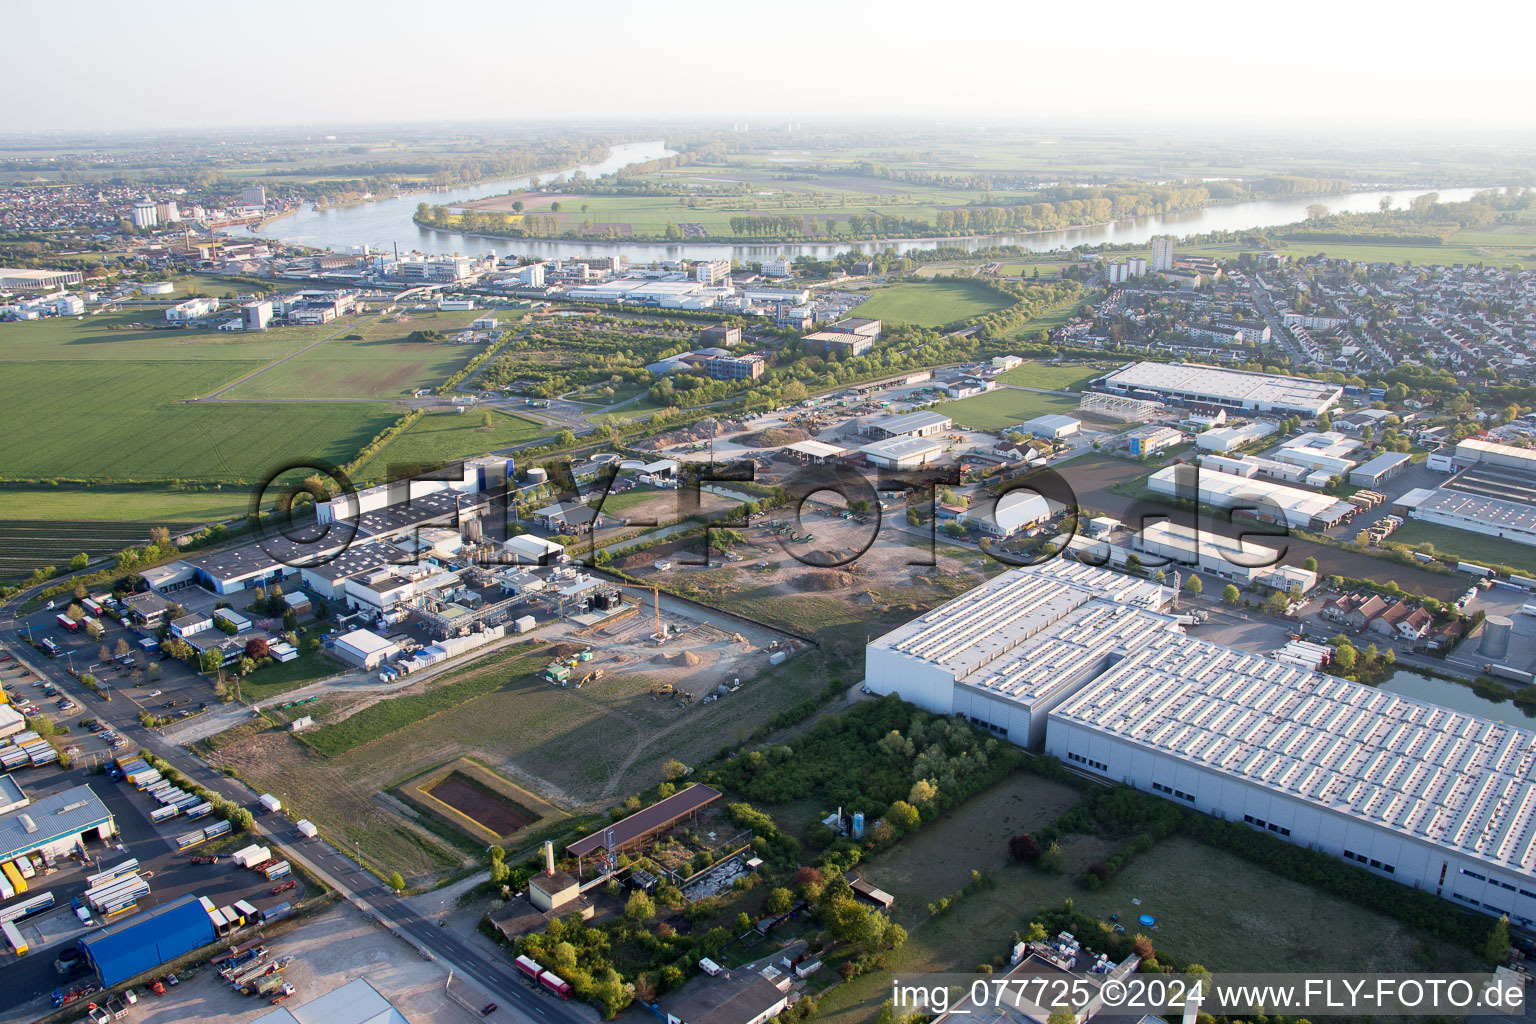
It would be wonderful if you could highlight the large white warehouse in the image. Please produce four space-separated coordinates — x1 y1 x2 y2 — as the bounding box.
865 562 1536 926
1148 464 1356 529
1096 362 1341 417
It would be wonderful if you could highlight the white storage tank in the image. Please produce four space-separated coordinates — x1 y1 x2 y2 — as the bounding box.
525 467 548 485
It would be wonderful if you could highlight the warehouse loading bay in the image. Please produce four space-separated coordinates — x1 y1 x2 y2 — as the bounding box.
0 766 309 1019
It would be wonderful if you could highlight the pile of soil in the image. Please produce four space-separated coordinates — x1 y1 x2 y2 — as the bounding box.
742 426 811 447
652 650 703 667
792 571 854 591
657 417 745 446
547 642 582 660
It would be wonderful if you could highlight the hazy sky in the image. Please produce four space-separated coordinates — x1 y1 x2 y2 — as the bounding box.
3 0 1530 134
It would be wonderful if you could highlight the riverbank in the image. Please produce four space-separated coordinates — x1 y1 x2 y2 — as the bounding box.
412 185 1459 251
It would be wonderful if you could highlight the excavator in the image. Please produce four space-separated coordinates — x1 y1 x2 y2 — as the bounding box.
576 668 604 688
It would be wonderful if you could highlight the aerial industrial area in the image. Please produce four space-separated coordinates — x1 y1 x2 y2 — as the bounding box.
5 6 1536 1024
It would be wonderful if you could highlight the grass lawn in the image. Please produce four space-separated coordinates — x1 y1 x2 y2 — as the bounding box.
1072 836 1480 973
236 645 347 703
996 362 1108 392
168 273 275 299
936 388 1080 433
591 394 679 425
817 796 1480 1024
222 310 488 400
1387 519 1536 575
852 280 1013 327
353 408 546 481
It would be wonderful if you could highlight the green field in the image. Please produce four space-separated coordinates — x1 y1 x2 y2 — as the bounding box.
353 408 546 481
851 280 1013 327
0 487 251 524
0 359 400 481
0 310 325 362
1385 519 1536 575
817 780 1480 1024
996 362 1108 391
1170 223 1536 269
222 310 488 400
937 387 1080 433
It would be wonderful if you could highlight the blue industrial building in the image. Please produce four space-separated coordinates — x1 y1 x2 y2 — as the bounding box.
80 894 216 986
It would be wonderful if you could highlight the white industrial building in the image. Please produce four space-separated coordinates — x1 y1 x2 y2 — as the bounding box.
1456 439 1536 473
0 784 116 866
1019 413 1081 440
0 267 83 292
1148 464 1356 529
1395 487 1536 548
1349 452 1413 488
1132 522 1282 585
332 628 400 670
955 491 1052 539
165 297 218 322
867 562 1536 927
1272 431 1361 475
865 410 952 439
1096 362 1341 417
864 562 1171 748
859 436 943 470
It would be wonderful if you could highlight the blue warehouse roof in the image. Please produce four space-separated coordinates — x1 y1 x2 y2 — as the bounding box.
0 783 112 863
81 893 216 987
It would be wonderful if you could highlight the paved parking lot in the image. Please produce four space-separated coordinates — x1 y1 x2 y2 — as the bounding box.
0 760 310 1017
14 603 215 731
69 902 495 1024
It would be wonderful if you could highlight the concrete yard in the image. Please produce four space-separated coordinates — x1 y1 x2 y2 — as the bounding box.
81 903 516 1024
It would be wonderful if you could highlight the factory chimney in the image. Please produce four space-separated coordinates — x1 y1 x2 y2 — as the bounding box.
544 840 555 876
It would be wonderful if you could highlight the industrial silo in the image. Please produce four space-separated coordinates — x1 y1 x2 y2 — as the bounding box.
1482 614 1514 660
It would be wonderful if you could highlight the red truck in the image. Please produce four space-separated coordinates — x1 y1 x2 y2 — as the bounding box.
538 972 572 1000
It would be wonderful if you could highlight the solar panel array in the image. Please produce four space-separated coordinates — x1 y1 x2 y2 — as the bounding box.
1054 634 1536 873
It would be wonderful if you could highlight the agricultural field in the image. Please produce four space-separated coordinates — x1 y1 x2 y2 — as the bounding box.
0 359 402 481
0 309 325 362
0 488 254 582
1169 223 1536 269
936 387 1081 433
851 280 1013 327
222 309 490 400
353 407 546 481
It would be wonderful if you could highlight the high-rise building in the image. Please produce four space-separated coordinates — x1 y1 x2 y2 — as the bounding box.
241 300 273 331
693 258 731 285
130 198 158 230
241 185 267 207
1150 235 1176 272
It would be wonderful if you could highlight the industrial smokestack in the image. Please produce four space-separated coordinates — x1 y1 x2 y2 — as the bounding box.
544 840 555 876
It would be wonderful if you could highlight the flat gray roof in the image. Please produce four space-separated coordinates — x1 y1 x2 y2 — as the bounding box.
0 784 112 862
870 410 952 435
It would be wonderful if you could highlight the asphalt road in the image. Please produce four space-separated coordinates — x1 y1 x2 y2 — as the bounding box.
0 600 586 1024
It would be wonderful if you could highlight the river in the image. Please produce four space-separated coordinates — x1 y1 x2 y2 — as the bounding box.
246 143 1494 262
1379 668 1536 721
